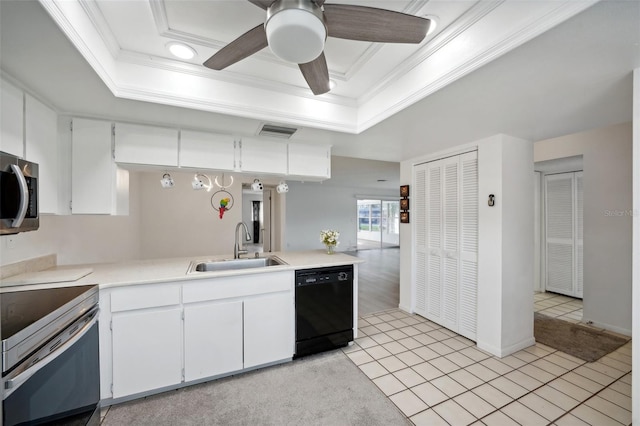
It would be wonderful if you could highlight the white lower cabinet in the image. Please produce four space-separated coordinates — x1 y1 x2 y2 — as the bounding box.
102 272 294 402
184 300 243 381
111 308 183 398
244 292 294 368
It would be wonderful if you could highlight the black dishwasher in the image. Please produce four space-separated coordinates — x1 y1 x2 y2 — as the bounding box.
295 265 353 357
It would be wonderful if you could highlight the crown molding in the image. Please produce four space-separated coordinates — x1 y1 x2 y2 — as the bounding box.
355 0 599 132
358 0 503 106
79 0 120 58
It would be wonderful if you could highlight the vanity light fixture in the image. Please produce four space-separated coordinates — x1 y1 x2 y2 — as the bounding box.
167 42 197 60
192 173 213 191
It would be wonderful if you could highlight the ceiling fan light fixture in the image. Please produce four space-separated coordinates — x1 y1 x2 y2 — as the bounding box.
167 42 196 60
266 1 326 64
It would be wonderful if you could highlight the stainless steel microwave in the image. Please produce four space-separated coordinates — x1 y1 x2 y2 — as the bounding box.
0 152 39 235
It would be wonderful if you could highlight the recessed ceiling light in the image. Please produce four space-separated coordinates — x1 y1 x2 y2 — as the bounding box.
423 15 439 36
167 42 197 60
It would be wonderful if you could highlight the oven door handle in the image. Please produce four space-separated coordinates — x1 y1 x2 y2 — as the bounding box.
4 307 99 396
9 163 29 228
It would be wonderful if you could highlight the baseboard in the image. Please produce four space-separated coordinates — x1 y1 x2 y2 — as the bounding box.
398 304 413 314
581 318 631 337
477 336 535 358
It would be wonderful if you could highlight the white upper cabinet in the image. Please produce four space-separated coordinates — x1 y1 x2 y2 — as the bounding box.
72 118 128 215
179 130 235 171
1 78 24 157
25 94 58 214
288 144 331 179
114 122 178 167
240 137 288 175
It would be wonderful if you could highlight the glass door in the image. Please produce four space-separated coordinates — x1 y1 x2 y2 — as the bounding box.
357 199 399 249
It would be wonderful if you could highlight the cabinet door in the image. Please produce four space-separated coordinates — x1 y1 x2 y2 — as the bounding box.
180 130 235 171
1 78 24 157
112 308 182 398
288 144 330 178
244 292 294 368
184 300 243 382
240 137 287 175
25 94 58 214
114 123 178 166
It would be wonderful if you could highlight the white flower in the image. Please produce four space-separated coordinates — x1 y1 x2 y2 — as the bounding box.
320 229 340 246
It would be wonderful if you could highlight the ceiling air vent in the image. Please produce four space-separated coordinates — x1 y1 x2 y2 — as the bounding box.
258 124 297 139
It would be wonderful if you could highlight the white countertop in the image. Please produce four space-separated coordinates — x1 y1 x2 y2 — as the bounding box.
0 250 364 293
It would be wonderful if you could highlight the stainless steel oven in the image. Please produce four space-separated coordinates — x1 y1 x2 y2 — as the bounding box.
0 151 39 235
2 285 100 426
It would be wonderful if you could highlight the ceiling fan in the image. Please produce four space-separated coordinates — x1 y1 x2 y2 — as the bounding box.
203 0 431 95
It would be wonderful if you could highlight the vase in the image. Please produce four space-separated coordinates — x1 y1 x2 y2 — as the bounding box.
325 244 335 254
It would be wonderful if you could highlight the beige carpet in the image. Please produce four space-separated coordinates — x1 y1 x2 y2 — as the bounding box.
102 350 410 426
534 312 630 362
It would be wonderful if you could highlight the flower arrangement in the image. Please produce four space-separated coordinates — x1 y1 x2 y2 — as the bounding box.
320 229 340 254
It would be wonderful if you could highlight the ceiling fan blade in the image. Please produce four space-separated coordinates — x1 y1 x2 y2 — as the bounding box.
324 4 430 43
247 0 274 10
203 24 268 70
299 53 330 95
315 0 326 6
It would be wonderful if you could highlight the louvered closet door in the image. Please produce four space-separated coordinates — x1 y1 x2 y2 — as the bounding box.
545 173 576 297
441 157 460 331
426 162 443 322
413 165 428 316
458 152 478 340
575 172 583 298
413 151 478 340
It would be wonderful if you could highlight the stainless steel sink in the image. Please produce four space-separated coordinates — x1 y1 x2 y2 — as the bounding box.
187 256 286 274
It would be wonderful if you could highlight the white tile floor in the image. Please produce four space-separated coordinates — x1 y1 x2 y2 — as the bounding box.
345 307 632 425
534 292 584 323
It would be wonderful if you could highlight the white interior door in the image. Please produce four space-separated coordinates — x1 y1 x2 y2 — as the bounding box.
441 158 460 331
414 166 428 316
413 151 478 340
544 172 583 298
426 162 443 322
458 152 478 340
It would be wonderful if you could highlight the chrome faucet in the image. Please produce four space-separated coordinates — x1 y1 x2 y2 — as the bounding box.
234 222 252 259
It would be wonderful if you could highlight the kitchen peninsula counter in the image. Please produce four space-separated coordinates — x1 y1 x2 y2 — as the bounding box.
0 250 363 292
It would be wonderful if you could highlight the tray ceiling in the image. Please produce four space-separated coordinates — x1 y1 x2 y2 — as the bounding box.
38 0 597 133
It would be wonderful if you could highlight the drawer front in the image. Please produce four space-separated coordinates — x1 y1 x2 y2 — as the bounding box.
183 271 293 304
111 284 181 312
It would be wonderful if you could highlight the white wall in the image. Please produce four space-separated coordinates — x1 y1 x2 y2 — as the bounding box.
138 171 246 259
534 122 632 335
631 68 639 426
284 182 397 252
0 173 142 266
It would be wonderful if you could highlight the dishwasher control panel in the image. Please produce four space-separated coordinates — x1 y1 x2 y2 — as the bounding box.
295 265 353 287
